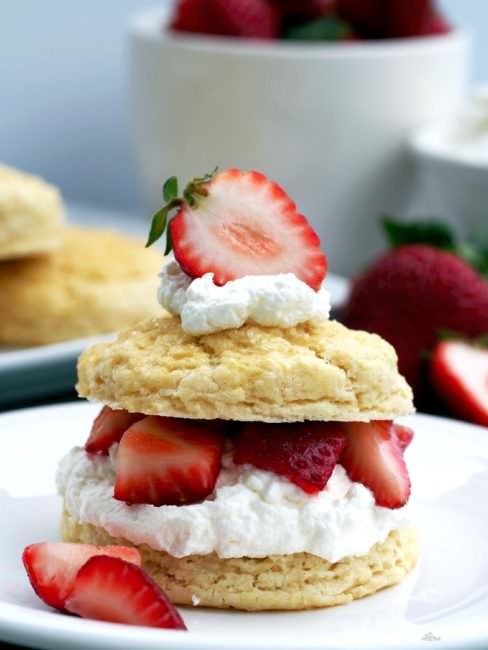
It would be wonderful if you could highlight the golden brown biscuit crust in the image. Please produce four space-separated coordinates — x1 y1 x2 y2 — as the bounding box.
77 316 414 422
61 509 419 611
0 165 64 259
0 227 163 345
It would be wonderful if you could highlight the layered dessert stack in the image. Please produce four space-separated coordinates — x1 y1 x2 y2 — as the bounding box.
58 169 418 610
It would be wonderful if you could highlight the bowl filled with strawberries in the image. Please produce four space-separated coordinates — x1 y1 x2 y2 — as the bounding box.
128 0 470 276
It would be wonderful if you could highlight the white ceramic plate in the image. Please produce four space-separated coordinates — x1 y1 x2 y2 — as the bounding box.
1 403 487 649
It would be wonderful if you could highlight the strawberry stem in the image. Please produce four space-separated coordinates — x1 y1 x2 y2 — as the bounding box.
146 168 219 252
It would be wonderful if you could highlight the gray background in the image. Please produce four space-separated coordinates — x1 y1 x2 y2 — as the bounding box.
0 0 485 212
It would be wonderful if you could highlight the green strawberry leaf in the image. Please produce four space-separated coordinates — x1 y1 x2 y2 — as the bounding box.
381 217 456 250
146 168 219 249
164 225 173 256
163 176 178 202
146 206 169 248
283 16 353 41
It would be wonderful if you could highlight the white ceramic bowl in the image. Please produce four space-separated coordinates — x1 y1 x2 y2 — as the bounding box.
410 94 488 239
128 7 470 275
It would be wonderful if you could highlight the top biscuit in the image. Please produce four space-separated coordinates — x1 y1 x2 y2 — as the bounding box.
0 165 64 259
77 316 414 422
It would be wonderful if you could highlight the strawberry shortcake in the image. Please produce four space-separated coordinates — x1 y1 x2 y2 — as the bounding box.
57 169 418 611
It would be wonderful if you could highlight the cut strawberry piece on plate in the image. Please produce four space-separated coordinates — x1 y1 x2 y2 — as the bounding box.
393 424 414 451
233 422 347 493
156 168 326 290
22 542 141 611
65 555 186 630
431 340 488 427
85 406 145 455
114 416 224 506
340 421 411 508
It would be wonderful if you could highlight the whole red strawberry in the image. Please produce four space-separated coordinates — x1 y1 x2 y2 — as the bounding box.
342 245 488 392
336 0 448 38
170 0 219 35
171 0 280 39
209 0 280 38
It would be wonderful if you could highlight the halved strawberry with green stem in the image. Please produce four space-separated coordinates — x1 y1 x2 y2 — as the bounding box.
85 406 145 455
146 168 327 291
340 421 411 508
114 416 224 506
233 421 347 493
22 542 141 611
65 555 186 630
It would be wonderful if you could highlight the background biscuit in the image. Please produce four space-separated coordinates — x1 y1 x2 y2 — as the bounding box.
0 165 64 259
0 227 163 345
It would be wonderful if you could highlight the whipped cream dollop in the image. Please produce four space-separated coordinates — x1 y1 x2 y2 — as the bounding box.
57 446 409 562
157 261 330 335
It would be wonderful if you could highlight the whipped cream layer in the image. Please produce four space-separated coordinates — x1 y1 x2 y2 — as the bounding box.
57 446 409 562
158 261 330 335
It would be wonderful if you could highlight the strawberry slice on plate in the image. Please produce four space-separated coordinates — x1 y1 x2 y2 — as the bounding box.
65 556 186 629
114 416 224 506
85 406 144 455
340 421 411 508
431 340 488 427
22 542 141 610
146 168 327 291
233 422 347 493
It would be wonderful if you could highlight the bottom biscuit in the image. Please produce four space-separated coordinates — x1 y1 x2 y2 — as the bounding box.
61 508 419 611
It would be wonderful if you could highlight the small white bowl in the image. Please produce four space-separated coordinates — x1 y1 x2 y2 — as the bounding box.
410 92 488 238
128 7 470 275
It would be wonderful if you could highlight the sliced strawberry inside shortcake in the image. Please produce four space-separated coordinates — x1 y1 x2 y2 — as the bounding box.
52 168 418 614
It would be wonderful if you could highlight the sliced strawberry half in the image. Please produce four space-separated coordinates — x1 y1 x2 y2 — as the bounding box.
22 542 141 611
85 406 145 455
65 555 186 630
431 340 488 427
169 169 327 290
393 423 414 451
340 421 411 508
233 422 347 493
114 416 224 506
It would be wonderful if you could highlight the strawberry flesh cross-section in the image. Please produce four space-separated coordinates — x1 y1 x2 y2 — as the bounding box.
114 416 224 506
84 407 412 510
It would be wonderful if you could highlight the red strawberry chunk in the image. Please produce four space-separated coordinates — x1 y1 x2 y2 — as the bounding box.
431 341 488 427
85 406 144 455
170 169 327 290
233 422 347 493
114 416 224 506
65 556 186 630
393 424 414 451
340 421 411 508
22 542 141 611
